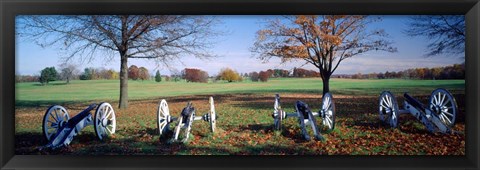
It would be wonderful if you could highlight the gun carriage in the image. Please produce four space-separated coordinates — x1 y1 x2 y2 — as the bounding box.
379 88 458 133
157 97 217 143
42 102 116 148
272 93 335 140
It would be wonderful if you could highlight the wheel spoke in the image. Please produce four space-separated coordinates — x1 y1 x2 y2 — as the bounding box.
161 108 167 117
47 120 56 124
325 97 330 108
389 95 394 107
109 117 115 123
326 110 333 117
382 97 389 107
103 106 108 119
54 109 60 121
381 102 390 109
102 125 107 135
440 113 452 124
385 96 391 107
106 127 113 134
440 93 446 106
434 92 439 104
326 98 331 110
325 116 332 129
442 98 452 107
438 92 442 104
438 92 443 104
106 110 112 119
433 93 439 105
385 95 390 106
439 113 446 123
50 113 58 122
159 109 165 118
441 110 454 117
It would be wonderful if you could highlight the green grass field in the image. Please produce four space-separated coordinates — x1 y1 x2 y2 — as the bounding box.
15 78 466 155
16 78 465 106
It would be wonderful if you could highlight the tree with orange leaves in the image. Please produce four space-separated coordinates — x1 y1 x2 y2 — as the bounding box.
252 15 397 94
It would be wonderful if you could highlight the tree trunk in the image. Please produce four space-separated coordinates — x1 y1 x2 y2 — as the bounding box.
119 54 128 109
322 75 330 95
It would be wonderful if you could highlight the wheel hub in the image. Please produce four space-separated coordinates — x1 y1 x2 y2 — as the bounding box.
385 108 392 114
58 120 67 128
166 115 171 123
433 105 442 114
101 118 108 127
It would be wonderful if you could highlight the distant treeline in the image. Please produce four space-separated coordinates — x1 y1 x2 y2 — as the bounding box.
16 66 140 84
332 63 465 80
246 67 320 81
16 63 464 84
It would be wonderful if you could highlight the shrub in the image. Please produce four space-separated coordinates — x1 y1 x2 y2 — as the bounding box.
218 68 242 82
259 71 270 82
39 67 57 85
182 68 209 83
138 67 149 81
128 65 139 80
250 72 259 82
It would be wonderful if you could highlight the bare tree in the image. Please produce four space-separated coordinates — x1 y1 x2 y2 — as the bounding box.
170 68 182 82
59 63 79 84
405 15 465 57
252 15 397 93
17 15 220 108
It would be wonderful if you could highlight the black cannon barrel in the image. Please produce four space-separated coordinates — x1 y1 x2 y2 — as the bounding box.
65 103 97 128
295 101 311 119
403 93 426 111
181 103 195 117
181 103 195 123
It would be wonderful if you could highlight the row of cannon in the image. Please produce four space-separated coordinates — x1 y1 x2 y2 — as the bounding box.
41 88 458 148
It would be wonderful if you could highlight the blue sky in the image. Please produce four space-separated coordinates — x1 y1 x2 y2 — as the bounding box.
16 15 464 76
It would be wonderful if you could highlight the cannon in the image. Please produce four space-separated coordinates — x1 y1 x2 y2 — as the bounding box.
272 93 335 140
157 97 216 143
42 102 116 148
379 88 458 133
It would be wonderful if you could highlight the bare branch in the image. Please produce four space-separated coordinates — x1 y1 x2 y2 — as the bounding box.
404 15 465 57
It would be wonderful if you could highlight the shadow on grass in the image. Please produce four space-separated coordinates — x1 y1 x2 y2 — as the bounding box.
15 132 46 148
238 124 274 133
15 100 92 108
141 127 160 136
352 121 391 130
15 132 73 155
33 82 69 86
231 95 325 111
183 144 322 155
235 123 316 143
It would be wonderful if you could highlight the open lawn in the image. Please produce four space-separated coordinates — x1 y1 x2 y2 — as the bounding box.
16 78 465 106
15 78 465 155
